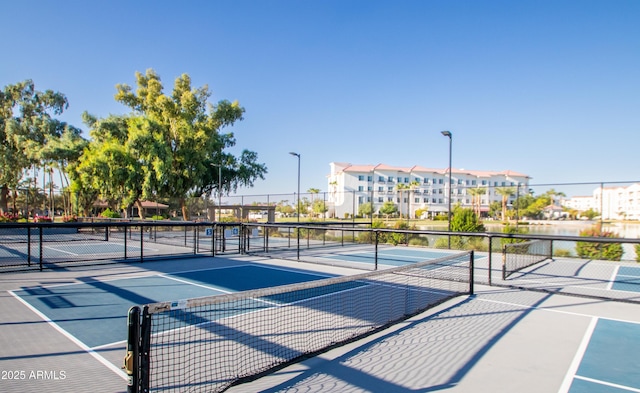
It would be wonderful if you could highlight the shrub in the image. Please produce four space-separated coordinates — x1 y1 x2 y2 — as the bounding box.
575 224 623 261
408 237 429 247
0 212 20 222
635 244 640 263
553 249 572 258
33 215 52 223
62 215 78 223
100 208 121 219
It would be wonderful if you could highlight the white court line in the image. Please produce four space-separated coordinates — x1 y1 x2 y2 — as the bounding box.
607 265 620 290
159 274 233 294
572 375 640 393
557 316 598 393
42 245 79 256
8 290 128 381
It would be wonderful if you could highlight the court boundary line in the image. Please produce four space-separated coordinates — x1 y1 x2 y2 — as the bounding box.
607 265 620 290
8 290 128 381
557 316 597 393
572 375 640 393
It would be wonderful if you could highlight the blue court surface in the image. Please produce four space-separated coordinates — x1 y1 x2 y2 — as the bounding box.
563 318 640 392
312 246 477 267
611 266 640 292
0 241 143 258
10 265 335 349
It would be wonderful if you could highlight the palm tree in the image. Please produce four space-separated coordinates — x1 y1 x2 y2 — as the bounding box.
545 188 566 206
406 180 420 219
307 188 320 218
495 187 516 222
468 187 487 217
396 183 410 219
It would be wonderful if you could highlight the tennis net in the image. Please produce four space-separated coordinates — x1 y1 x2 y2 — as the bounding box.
124 251 474 392
502 239 552 280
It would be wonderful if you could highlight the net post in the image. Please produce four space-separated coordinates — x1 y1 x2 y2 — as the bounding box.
125 306 140 393
139 306 151 392
549 239 554 261
469 250 474 295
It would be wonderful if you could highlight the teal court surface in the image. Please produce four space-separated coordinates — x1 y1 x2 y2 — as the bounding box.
0 254 639 393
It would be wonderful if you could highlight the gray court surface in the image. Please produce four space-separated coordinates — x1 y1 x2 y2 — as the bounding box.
0 256 638 393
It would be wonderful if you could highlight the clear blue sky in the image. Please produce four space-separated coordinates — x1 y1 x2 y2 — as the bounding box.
2 0 639 199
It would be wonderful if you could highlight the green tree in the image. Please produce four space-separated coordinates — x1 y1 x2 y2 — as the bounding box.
358 202 373 218
581 208 599 220
311 198 328 218
84 69 266 220
0 80 73 213
379 200 397 221
495 187 516 222
544 188 566 206
467 187 487 217
307 188 320 217
395 183 409 218
450 206 485 233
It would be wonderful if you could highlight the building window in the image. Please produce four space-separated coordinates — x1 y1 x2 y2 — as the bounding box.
367 186 372 191
439 199 443 204
397 177 402 183
378 197 384 202
432 198 437 203
482 180 487 185
358 186 363 191
378 176 385 182
424 198 429 203
501 182 506 186
404 177 409 183
358 175 365 181
424 178 429 184
378 186 384 192
458 179 463 185
472 180 477 185
415 198 420 203
387 197 393 202
358 196 364 203
388 176 394 182
438 189 443 194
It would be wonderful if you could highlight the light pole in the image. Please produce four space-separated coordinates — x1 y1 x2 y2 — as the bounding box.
441 130 452 248
289 152 301 223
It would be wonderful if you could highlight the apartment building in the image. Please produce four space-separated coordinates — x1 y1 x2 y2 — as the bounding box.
327 162 530 219
593 184 640 220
